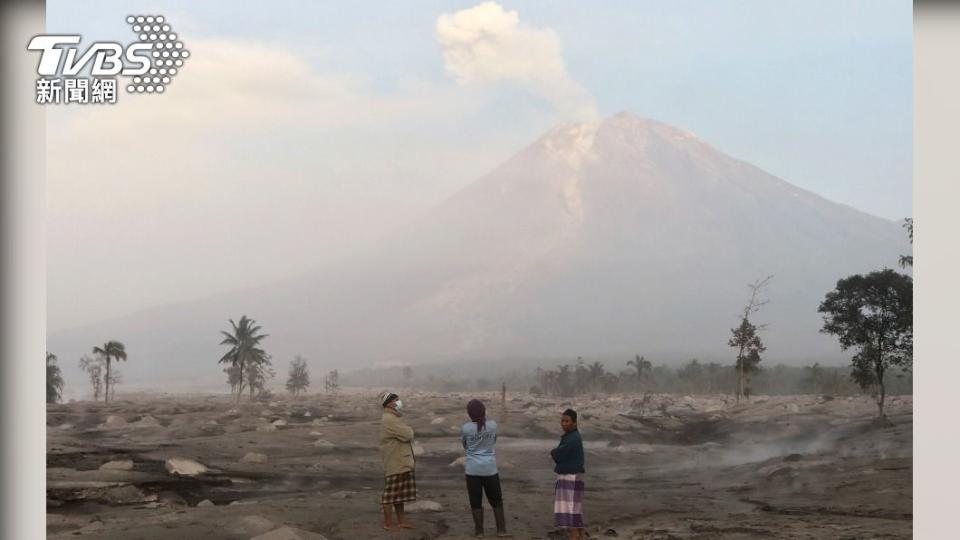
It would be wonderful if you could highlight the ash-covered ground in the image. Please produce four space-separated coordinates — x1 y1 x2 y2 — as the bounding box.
46 391 911 539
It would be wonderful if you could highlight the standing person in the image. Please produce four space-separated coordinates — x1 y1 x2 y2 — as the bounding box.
379 390 416 531
550 408 585 540
461 399 509 538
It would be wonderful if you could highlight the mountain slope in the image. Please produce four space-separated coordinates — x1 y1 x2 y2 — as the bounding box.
49 113 909 387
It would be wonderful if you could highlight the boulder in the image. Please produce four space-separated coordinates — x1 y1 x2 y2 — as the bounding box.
103 415 127 427
77 519 105 533
272 419 288 427
766 467 797 483
313 439 335 449
229 515 275 535
102 485 149 504
164 458 208 476
430 417 446 425
196 499 215 507
251 526 330 540
135 415 161 427
157 490 188 507
240 452 268 464
412 442 425 456
99 459 134 471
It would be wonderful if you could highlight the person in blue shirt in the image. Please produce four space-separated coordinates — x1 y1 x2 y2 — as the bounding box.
460 399 509 537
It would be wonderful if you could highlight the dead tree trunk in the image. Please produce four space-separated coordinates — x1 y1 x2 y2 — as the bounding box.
104 357 111 405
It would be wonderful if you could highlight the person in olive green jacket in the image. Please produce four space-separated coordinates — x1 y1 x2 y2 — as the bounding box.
379 390 416 531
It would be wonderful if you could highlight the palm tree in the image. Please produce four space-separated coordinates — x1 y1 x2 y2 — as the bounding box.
92 341 127 404
218 315 270 401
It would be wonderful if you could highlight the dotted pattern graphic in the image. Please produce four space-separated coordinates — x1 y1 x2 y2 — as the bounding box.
124 15 188 94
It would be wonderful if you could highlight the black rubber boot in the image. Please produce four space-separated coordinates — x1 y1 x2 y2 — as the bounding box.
471 507 484 537
493 505 510 537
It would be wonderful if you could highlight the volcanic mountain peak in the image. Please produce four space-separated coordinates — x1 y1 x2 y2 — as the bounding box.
603 111 702 139
533 112 706 163
48 114 909 386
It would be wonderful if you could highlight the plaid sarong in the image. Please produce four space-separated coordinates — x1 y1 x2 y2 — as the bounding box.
554 473 585 528
381 471 417 505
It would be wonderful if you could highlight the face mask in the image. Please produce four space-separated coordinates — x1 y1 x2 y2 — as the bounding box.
394 400 403 411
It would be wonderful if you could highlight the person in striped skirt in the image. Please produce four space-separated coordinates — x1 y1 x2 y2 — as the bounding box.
379 390 417 531
550 408 585 539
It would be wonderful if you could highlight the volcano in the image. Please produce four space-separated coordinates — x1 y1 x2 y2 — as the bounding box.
49 113 909 385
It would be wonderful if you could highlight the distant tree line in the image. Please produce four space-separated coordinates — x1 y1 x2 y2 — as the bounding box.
338 357 911 398
528 358 910 398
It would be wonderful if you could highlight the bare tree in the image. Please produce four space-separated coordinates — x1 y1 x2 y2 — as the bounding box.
286 355 311 396
108 368 122 401
324 369 340 394
224 364 242 395
246 356 275 398
730 276 772 402
79 354 103 401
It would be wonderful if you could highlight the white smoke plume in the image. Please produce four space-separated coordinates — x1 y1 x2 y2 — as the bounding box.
436 1 598 121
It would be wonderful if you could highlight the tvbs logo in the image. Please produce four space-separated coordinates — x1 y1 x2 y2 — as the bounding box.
27 35 152 76
28 15 188 105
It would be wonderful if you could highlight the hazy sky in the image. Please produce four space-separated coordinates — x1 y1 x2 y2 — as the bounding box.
47 1 912 332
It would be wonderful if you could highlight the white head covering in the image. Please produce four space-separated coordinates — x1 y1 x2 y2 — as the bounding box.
379 390 398 407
